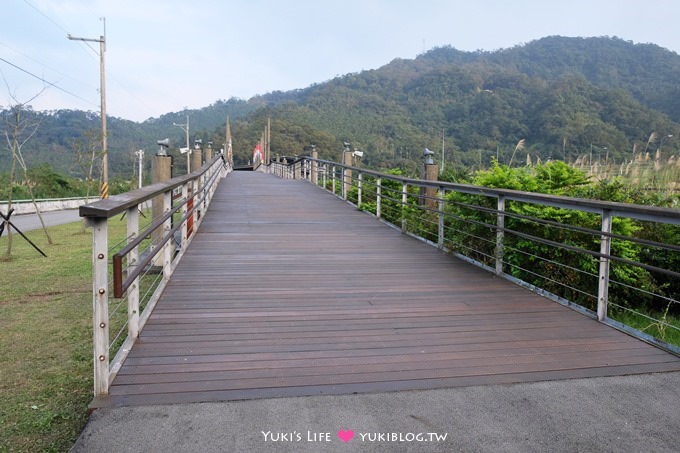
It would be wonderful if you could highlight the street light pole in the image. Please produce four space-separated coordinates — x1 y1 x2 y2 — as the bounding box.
173 115 190 173
136 149 144 188
68 19 107 198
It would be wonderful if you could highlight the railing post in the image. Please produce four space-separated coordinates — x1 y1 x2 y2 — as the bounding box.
91 217 109 396
201 169 207 213
322 164 327 190
181 183 189 250
332 166 336 195
598 210 612 321
126 206 140 339
191 181 198 236
162 190 172 281
438 187 445 249
376 178 382 219
401 182 408 233
357 173 363 206
495 196 505 276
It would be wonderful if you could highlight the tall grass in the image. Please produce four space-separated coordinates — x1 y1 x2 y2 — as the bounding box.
573 153 680 194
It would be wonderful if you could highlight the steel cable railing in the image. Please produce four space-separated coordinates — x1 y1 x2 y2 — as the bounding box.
80 155 230 397
271 156 680 356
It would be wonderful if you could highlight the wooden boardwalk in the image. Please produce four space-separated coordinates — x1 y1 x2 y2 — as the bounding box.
108 172 680 406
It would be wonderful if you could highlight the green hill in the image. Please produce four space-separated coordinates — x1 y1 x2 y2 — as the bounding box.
2 36 679 179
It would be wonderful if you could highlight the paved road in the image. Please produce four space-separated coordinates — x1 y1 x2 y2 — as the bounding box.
72 371 680 453
3 209 81 233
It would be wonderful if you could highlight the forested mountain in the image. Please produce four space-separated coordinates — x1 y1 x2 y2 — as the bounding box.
0 98 259 178
242 36 680 168
2 36 679 179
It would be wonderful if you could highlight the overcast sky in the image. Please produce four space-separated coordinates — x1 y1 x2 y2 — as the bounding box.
2 0 679 122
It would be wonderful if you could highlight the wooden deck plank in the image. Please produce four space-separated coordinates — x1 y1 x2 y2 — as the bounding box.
107 172 680 407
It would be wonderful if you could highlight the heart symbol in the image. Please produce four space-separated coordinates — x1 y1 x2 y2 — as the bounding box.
337 429 354 443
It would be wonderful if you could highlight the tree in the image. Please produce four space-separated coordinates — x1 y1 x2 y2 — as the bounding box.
2 90 52 257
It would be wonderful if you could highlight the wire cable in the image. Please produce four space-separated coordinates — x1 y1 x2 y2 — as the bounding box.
0 56 98 107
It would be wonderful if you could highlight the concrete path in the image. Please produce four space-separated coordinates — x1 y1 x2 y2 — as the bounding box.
6 209 81 233
72 371 680 452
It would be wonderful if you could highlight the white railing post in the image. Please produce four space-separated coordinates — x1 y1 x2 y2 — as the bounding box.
332 166 336 195
358 173 363 206
495 196 505 276
91 217 109 396
438 187 445 249
323 164 327 190
202 170 208 212
126 206 140 339
401 182 408 232
181 183 189 251
376 178 382 219
192 181 198 236
598 210 612 321
162 190 172 281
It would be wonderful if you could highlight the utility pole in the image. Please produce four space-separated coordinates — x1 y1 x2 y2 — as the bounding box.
68 18 107 198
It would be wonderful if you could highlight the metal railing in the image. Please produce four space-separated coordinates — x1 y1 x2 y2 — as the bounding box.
271 157 680 355
80 155 230 398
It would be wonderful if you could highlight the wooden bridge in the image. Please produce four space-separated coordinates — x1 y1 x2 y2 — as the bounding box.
82 163 680 408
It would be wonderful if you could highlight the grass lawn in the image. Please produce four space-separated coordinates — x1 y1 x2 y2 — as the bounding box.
0 217 125 452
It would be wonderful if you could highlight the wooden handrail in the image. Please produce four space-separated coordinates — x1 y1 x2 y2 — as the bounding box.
79 155 224 219
303 157 680 224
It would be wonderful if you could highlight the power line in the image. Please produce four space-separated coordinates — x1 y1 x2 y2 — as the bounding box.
22 0 99 57
0 41 98 93
0 56 98 107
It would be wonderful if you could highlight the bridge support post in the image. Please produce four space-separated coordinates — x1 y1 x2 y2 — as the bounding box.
495 196 505 276
152 155 172 266
91 217 109 396
424 162 438 209
343 150 353 200
311 149 318 185
597 210 612 321
192 150 203 178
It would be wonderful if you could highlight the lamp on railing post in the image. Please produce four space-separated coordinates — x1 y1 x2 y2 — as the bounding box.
193 139 203 174
193 139 203 223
